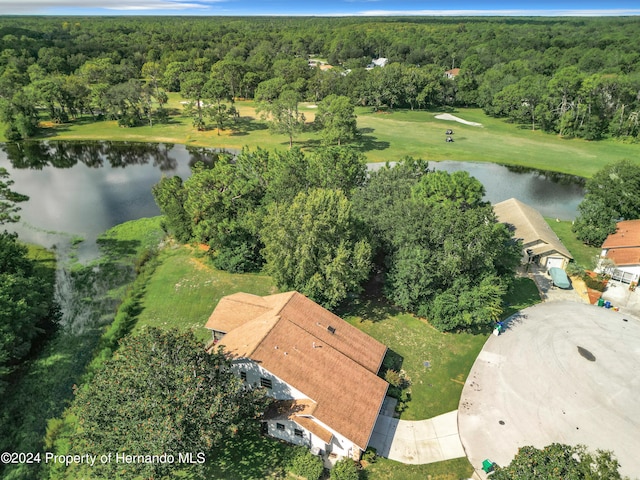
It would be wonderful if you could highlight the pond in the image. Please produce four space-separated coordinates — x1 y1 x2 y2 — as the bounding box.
1 141 585 260
0 141 234 261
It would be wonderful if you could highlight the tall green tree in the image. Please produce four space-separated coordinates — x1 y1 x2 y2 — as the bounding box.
573 160 640 246
152 175 192 243
180 71 209 130
261 188 372 309
492 443 628 480
64 328 269 479
183 157 264 272
0 167 29 224
0 232 57 396
258 89 306 148
204 77 236 135
314 94 357 146
354 164 519 331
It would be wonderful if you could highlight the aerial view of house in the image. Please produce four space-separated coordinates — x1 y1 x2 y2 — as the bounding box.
494 197 573 270
205 291 389 462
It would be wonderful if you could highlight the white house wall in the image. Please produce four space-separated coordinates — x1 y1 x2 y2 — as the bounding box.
266 419 311 448
231 359 308 400
306 415 357 458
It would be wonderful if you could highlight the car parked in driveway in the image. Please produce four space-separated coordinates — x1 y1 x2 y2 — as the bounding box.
549 267 571 289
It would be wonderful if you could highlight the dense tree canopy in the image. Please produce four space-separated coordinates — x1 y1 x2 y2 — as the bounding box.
152 146 367 276
67 328 269 479
261 188 372 309
3 16 640 141
573 160 640 246
354 160 520 330
0 232 57 395
492 443 628 480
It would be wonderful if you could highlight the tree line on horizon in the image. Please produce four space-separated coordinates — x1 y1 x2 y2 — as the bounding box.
1 16 640 141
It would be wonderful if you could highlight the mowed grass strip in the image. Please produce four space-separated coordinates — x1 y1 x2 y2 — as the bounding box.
545 218 601 268
134 244 278 341
364 456 474 480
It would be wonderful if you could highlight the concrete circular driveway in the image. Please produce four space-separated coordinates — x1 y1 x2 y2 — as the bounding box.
458 301 640 479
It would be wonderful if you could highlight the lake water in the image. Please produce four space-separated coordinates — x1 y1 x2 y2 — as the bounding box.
1 141 585 260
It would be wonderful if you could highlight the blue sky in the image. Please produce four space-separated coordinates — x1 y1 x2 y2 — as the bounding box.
1 0 639 16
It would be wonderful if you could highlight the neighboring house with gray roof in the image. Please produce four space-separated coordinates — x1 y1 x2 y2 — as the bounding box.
493 198 573 270
205 291 388 462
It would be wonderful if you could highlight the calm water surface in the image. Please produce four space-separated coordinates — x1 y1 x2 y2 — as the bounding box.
1 142 585 260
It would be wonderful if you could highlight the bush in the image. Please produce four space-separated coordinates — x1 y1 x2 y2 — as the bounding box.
330 458 359 480
287 446 324 480
583 275 606 292
362 447 377 464
565 262 585 278
384 369 402 387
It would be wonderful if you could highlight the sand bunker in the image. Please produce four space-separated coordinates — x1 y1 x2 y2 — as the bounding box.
435 113 482 127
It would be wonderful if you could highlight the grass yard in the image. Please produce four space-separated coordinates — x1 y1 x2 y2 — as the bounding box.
545 218 601 268
501 277 542 320
10 93 639 178
340 297 487 421
363 457 474 480
134 245 483 479
134 243 277 341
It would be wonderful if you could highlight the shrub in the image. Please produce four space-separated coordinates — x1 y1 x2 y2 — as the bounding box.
384 369 402 387
565 262 584 278
362 447 377 464
287 446 324 480
583 275 606 292
330 458 359 480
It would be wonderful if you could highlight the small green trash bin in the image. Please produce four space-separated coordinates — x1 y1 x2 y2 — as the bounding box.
482 459 495 473
597 298 604 307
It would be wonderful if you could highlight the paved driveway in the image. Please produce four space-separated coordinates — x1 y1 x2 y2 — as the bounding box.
529 266 584 302
369 410 466 465
458 301 640 479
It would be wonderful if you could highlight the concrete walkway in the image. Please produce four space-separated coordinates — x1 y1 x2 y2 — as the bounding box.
369 405 466 465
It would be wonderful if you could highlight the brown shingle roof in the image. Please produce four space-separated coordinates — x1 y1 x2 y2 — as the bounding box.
207 292 388 450
602 220 640 249
604 247 640 266
264 400 334 444
493 198 573 260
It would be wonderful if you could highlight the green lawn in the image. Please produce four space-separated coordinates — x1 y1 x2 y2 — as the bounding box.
364 457 474 480
341 298 487 421
133 245 483 479
134 244 278 341
545 218 601 268
501 277 542 319
356 107 640 177
18 96 640 178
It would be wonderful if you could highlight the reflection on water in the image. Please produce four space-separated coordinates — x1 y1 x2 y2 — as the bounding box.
1 142 586 261
432 161 585 220
0 141 235 261
369 160 585 221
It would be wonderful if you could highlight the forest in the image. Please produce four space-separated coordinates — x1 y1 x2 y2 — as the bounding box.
1 16 640 141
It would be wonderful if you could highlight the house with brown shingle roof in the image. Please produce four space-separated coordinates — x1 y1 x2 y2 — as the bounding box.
205 291 389 461
598 219 640 284
493 198 573 270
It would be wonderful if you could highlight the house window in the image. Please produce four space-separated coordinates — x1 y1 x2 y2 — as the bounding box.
294 428 304 438
260 377 273 389
276 423 285 431
240 371 247 381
